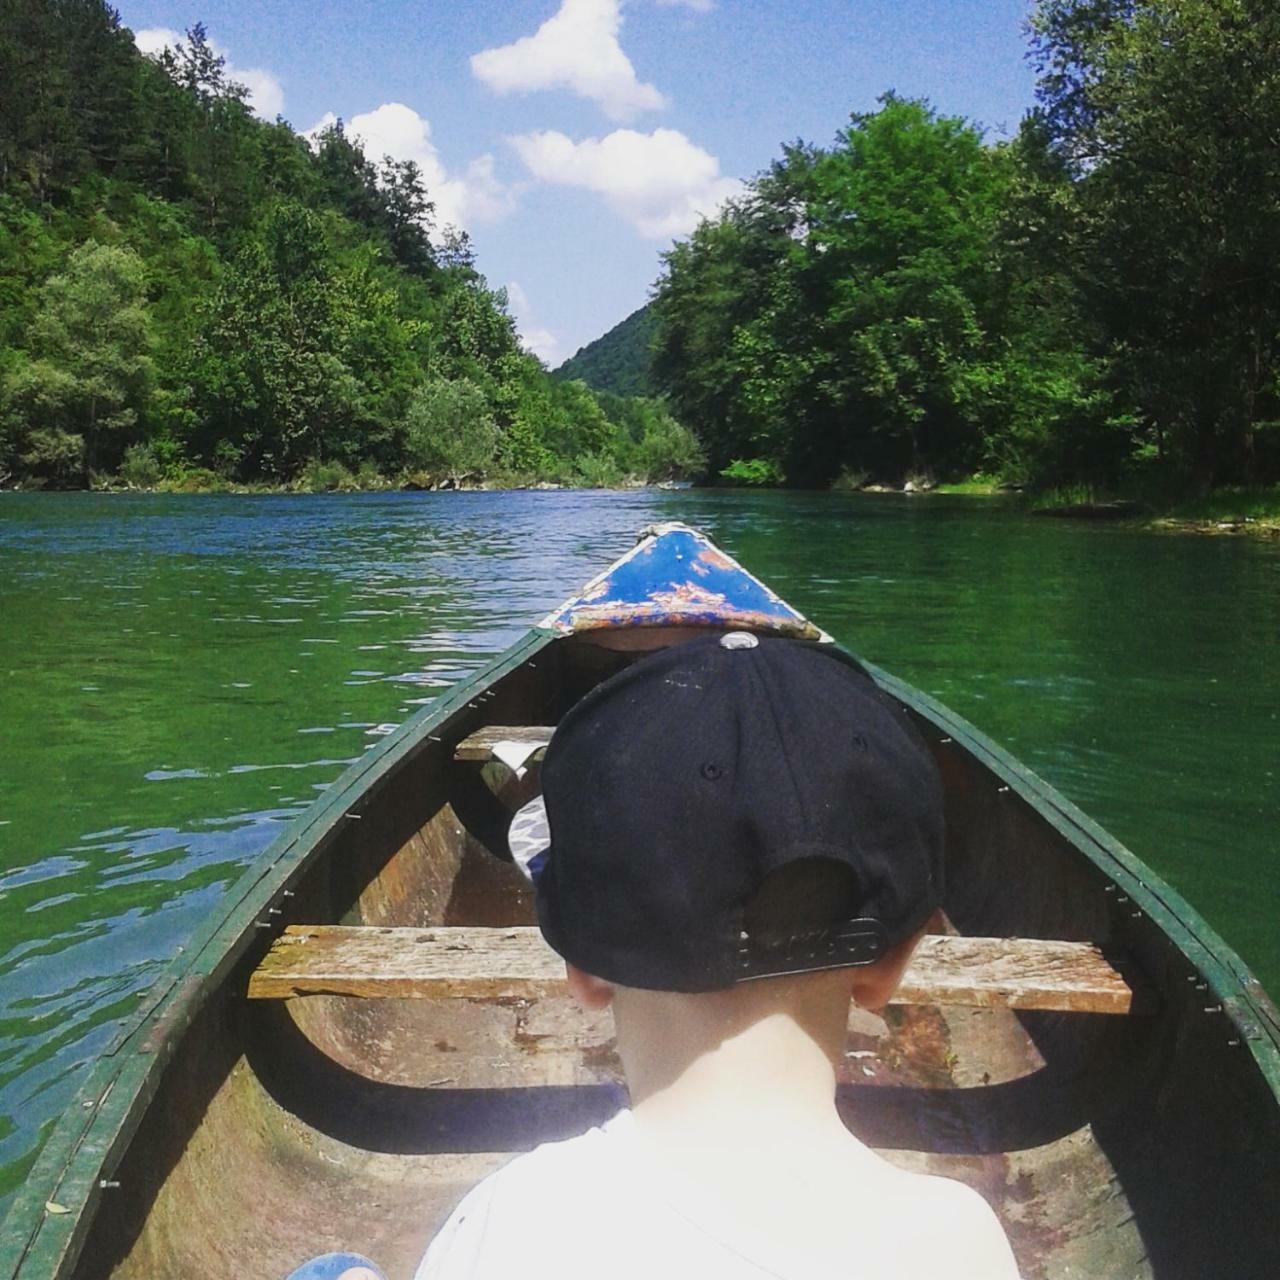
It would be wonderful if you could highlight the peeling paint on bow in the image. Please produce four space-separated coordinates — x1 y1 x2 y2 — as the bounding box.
539 523 825 639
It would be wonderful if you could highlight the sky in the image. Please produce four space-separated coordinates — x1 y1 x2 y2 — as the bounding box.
115 1 1040 367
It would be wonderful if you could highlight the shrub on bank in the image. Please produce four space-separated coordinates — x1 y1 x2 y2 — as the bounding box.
720 457 784 487
301 460 359 493
118 443 164 489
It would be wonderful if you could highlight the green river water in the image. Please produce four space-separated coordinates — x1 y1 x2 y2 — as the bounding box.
1 489 1277 1203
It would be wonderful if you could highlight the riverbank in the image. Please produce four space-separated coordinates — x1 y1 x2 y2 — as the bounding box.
9 471 1279 538
1139 487 1280 538
868 478 1280 539
0 466 688 497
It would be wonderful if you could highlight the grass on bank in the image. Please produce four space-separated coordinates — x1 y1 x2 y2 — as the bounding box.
1149 485 1280 531
931 473 1001 495
52 452 1280 536
1026 480 1280 533
835 467 1280 536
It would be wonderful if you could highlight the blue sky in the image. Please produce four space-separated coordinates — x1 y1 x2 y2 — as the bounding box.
116 1 1039 366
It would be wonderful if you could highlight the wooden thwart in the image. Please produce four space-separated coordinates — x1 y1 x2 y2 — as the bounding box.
453 725 555 763
248 926 1142 1014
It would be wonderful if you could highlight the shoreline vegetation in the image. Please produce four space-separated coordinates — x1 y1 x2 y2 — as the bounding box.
908 480 1280 538
33 466 689 495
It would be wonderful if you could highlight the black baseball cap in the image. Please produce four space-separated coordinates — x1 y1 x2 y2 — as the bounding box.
534 633 945 993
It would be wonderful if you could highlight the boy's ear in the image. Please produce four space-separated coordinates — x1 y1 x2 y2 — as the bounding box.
849 922 930 1013
565 963 615 1010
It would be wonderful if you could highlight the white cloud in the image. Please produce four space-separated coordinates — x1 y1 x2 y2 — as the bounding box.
505 281 560 364
231 68 285 121
133 27 284 120
509 127 741 239
304 103 516 238
133 26 180 56
304 110 340 140
471 0 666 123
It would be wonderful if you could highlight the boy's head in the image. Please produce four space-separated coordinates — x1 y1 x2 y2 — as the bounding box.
533 634 945 997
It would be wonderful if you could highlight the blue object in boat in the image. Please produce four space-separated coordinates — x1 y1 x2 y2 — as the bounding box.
282 1253 385 1280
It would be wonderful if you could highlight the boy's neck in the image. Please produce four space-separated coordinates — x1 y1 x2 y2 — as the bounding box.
613 972 860 1155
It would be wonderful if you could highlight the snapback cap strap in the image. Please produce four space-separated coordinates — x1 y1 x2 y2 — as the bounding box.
735 918 890 982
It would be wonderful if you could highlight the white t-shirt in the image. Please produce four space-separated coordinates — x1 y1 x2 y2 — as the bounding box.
414 1110 1016 1280
416 1111 815 1280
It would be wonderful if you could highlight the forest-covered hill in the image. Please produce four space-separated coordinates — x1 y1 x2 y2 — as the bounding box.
0 3 702 490
556 305 656 398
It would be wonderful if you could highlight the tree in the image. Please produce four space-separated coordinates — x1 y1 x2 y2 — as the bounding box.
188 202 362 478
403 378 499 483
1029 0 1280 486
436 227 478 277
0 0 681 491
653 98 1011 484
169 23 237 106
312 120 385 236
1 241 152 484
378 157 436 277
0 0 87 200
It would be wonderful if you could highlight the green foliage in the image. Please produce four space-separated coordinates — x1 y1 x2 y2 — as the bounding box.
354 459 388 489
187 201 370 479
1 241 152 485
720 457 784 487
1156 485 1280 529
118 441 164 488
631 404 706 481
654 98 1017 486
404 379 499 483
932 473 999 494
301 459 358 492
557 305 658 396
495 411 555 478
1026 0 1280 487
1029 483 1105 510
571 451 625 488
654 19 1280 494
831 467 870 491
0 1 695 492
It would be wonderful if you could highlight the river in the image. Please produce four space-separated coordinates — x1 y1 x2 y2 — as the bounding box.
1 489 1277 1202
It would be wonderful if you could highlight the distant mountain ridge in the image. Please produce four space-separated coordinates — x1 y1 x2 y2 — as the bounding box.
557 304 657 397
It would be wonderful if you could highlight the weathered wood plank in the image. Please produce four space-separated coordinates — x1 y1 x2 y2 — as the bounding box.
453 726 554 763
893 935 1138 1013
250 927 566 1001
248 926 1140 1014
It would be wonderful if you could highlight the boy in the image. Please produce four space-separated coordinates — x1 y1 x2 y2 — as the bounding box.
415 633 1020 1279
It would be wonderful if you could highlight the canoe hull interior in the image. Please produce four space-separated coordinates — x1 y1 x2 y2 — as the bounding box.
30 634 1280 1280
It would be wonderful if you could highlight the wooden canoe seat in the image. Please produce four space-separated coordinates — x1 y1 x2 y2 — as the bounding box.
454 725 555 763
247 926 1144 1014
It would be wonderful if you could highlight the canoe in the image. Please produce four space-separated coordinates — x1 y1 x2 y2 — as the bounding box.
3 522 1278 1279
